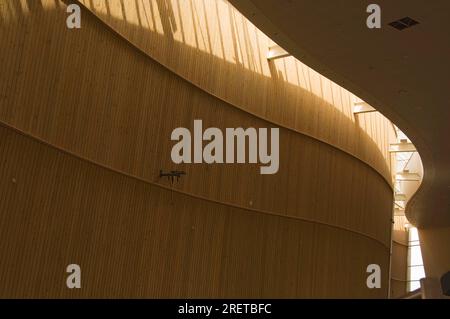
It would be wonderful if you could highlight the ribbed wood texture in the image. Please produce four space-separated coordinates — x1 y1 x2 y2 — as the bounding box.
0 125 389 298
390 215 408 297
0 0 393 298
78 0 395 184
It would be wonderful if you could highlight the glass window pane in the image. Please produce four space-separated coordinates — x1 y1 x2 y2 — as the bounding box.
408 280 421 291
405 227 425 292
408 246 423 266
409 266 425 281
409 227 419 242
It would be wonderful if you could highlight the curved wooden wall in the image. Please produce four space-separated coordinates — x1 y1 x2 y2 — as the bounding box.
0 125 389 298
419 227 450 285
77 0 395 184
390 215 408 297
0 0 392 297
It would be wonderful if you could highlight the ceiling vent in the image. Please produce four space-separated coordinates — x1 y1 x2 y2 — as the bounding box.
389 17 419 30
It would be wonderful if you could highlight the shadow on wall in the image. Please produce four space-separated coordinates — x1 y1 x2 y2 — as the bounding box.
0 0 394 298
73 0 393 179
0 0 391 183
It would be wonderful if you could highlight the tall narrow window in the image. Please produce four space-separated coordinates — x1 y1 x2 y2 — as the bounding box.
407 227 425 291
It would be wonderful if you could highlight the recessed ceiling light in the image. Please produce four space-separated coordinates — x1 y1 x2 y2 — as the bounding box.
389 17 419 30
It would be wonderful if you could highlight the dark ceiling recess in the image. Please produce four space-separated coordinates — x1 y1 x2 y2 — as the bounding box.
389 17 420 30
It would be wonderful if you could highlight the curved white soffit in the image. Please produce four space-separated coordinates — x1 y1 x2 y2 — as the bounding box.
228 0 450 228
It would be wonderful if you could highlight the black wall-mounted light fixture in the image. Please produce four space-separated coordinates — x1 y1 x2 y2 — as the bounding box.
159 170 186 183
389 17 420 30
